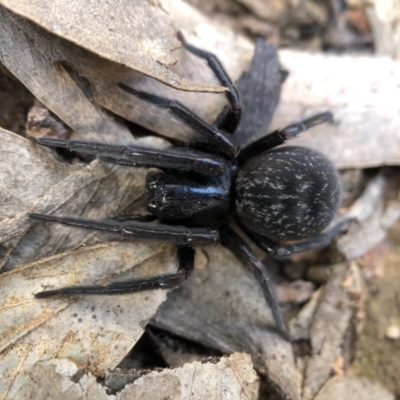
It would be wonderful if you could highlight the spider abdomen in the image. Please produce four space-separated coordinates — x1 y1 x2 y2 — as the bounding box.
234 146 341 241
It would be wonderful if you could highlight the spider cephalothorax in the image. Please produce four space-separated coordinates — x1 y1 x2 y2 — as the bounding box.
30 36 346 340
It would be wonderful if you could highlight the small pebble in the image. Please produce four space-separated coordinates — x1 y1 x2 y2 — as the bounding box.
385 325 400 340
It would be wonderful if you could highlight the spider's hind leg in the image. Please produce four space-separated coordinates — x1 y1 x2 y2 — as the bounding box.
35 246 195 298
246 217 355 259
219 224 290 341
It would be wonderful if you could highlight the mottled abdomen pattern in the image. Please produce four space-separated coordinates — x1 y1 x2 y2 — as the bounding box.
235 146 341 241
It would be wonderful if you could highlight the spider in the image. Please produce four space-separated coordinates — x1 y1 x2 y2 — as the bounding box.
29 35 346 340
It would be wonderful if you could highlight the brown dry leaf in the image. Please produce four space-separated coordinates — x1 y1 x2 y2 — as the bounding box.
0 242 176 378
0 129 178 390
0 0 226 92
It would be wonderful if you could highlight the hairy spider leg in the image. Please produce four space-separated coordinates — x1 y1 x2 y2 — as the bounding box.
238 218 355 259
219 224 290 340
36 137 227 176
29 214 219 246
238 112 333 163
177 32 241 133
35 246 195 298
119 84 238 158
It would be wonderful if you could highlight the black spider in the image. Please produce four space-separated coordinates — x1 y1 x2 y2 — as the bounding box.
30 36 346 340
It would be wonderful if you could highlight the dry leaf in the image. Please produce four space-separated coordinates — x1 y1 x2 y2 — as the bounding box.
0 0 226 92
0 242 176 377
0 128 78 221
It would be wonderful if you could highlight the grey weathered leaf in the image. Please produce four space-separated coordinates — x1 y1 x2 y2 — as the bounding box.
0 128 78 221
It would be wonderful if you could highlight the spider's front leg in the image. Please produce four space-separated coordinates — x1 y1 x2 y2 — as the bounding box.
35 246 195 298
118 34 243 157
36 138 227 176
241 217 356 259
238 112 333 163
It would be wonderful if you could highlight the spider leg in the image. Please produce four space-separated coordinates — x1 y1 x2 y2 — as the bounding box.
219 224 290 341
113 214 156 223
35 245 194 298
36 138 227 176
118 84 238 158
29 214 219 246
241 218 355 259
177 32 241 134
238 112 333 163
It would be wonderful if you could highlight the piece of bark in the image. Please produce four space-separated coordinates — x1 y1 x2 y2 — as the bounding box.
270 50 400 169
302 264 358 400
314 376 394 400
26 100 72 140
288 289 322 341
367 0 400 58
338 172 400 260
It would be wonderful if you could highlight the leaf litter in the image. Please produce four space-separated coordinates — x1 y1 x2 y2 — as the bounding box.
0 0 399 399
